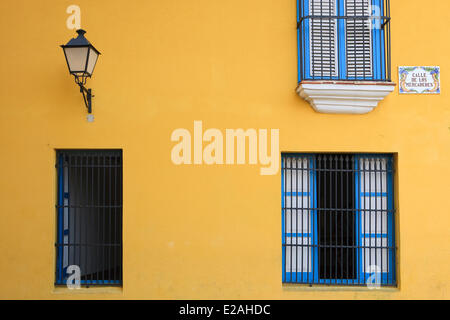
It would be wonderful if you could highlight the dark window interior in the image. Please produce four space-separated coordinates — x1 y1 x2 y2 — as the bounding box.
56 150 123 286
316 154 356 280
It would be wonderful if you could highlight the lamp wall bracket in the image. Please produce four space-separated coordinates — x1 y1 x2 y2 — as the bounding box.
74 75 93 113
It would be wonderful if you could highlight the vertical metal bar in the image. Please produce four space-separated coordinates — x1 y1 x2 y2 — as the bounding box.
345 0 349 78
89 153 93 284
300 157 303 282
391 156 396 286
94 154 97 283
308 156 312 284
328 155 332 281
64 154 67 283
360 0 364 79
382 0 385 79
385 0 388 80
76 153 81 284
361 157 365 285
312 0 314 78
344 0 350 79
375 158 379 283
361 156 365 285
91 153 95 284
108 154 112 281
95 152 102 283
388 0 391 80
355 156 358 284
304 0 308 80
76 155 80 284
357 156 360 284
111 154 115 283
380 157 384 283
101 154 107 283
352 0 356 80
85 153 89 285
329 0 332 79
301 0 304 80
120 151 123 284
386 158 395 284
114 154 117 283
298 0 301 82
386 156 390 284
388 0 391 81
354 155 358 285
105 154 109 283
289 157 295 282
320 0 324 79
79 154 83 279
283 157 287 282
323 155 326 281
72 154 76 282
334 155 338 283
294 157 298 282
369 0 373 80
337 0 340 80
298 0 302 82
369 158 372 283
57 153 63 284
67 154 71 281
345 156 349 283
340 155 344 282
378 0 382 80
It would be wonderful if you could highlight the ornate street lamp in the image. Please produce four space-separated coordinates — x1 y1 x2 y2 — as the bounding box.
61 29 100 113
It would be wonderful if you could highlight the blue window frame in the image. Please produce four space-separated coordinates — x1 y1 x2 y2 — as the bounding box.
282 153 396 286
55 150 123 286
297 0 391 82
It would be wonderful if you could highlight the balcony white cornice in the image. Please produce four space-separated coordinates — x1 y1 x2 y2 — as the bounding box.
296 81 396 114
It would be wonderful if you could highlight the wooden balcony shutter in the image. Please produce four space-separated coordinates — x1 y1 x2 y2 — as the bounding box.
345 0 373 79
309 0 338 78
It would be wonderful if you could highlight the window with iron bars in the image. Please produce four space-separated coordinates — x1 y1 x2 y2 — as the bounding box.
55 150 123 286
297 0 391 81
281 153 396 286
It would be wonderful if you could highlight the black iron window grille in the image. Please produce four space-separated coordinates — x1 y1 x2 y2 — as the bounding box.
282 153 396 286
55 150 123 286
297 0 391 82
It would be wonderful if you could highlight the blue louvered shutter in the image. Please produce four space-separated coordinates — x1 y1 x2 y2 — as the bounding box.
345 0 373 79
56 154 70 284
355 155 395 285
282 155 317 283
309 0 338 78
298 0 387 81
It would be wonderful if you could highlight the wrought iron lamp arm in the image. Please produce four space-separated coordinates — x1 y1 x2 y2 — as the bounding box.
74 75 93 113
78 84 92 114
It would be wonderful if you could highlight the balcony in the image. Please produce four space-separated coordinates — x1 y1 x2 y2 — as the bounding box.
296 0 395 114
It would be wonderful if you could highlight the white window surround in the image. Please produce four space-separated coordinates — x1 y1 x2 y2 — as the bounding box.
296 81 396 114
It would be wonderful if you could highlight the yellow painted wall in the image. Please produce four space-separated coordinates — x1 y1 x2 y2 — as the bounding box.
0 0 449 299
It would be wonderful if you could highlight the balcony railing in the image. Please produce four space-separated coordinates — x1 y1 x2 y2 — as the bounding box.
297 0 391 82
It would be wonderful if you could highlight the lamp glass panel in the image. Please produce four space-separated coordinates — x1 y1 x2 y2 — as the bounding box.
64 47 89 74
86 49 99 75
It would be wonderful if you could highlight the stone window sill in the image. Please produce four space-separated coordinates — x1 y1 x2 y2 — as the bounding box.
296 81 396 114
